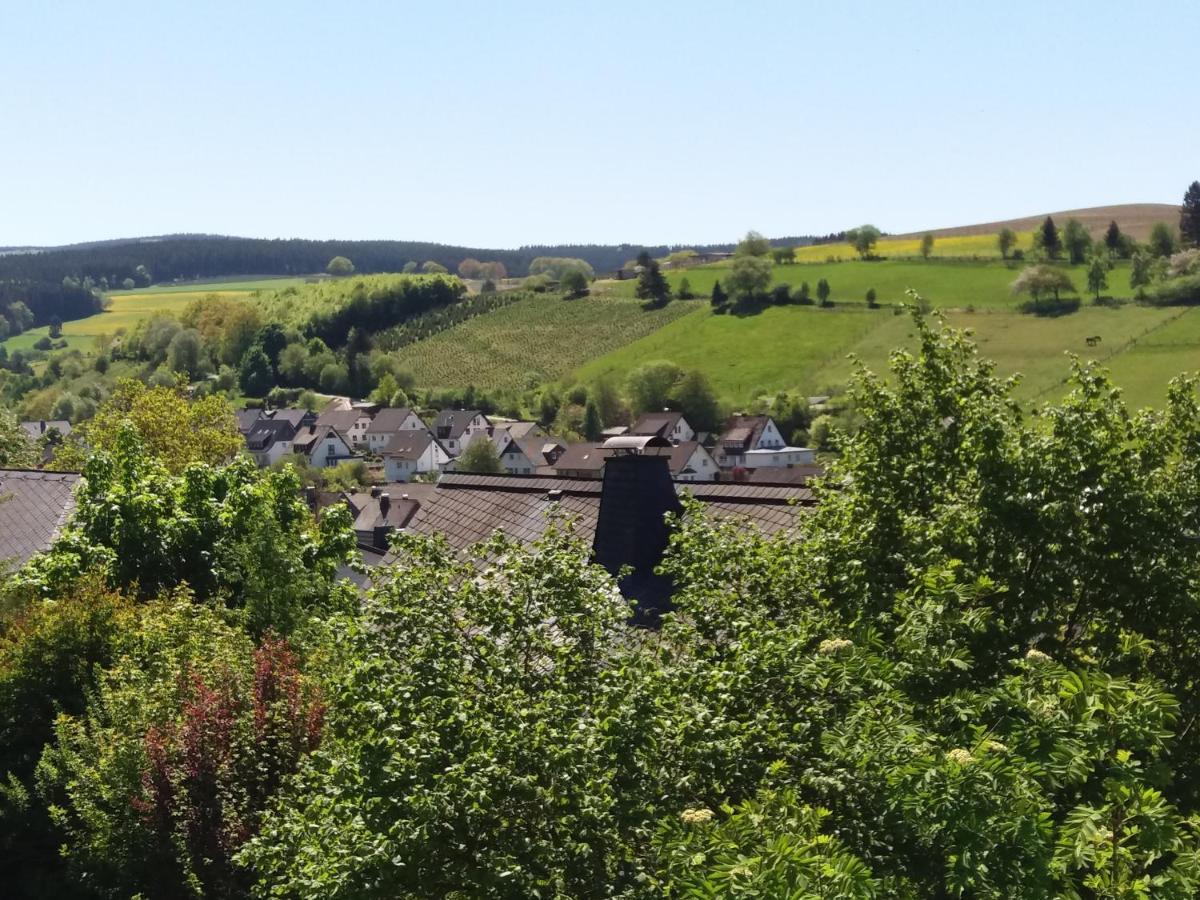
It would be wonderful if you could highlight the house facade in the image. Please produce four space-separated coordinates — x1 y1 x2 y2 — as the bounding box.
381 430 450 482
716 414 787 468
293 425 354 469
433 409 491 455
630 411 696 444
366 407 427 453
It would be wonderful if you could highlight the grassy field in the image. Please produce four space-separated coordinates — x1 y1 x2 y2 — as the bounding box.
571 303 1195 411
1 276 303 354
606 258 1132 310
391 292 696 391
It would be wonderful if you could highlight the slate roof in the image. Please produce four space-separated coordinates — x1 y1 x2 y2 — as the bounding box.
552 443 608 474
743 465 825 485
366 407 418 436
395 472 811 553
293 425 349 454
0 470 80 569
646 441 711 475
630 411 687 438
20 420 72 440
434 409 487 441
246 418 297 451
315 407 364 433
380 429 442 460
272 408 314 429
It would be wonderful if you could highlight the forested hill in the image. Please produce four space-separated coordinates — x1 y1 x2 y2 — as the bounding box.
0 233 816 285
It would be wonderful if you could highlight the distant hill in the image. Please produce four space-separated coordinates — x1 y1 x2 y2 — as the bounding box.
0 234 816 287
898 204 1180 242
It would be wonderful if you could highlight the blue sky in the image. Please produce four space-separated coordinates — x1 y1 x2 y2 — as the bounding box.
2 1 1196 248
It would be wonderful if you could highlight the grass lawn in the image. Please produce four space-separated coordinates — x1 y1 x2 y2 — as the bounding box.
392 292 696 392
113 276 309 295
602 258 1132 311
572 302 1193 410
574 306 888 399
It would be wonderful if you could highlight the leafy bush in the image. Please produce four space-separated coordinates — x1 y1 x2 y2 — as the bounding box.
1145 274 1200 306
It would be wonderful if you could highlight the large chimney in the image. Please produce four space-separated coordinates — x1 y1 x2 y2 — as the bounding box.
379 493 390 517
592 450 681 622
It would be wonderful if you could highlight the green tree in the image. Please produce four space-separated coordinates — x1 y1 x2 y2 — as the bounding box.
726 255 772 301
796 280 812 304
771 246 796 264
816 278 832 306
1130 248 1156 295
710 279 729 310
402 261 418 274
1104 220 1123 257
920 233 934 259
0 405 37 468
421 261 449 275
634 252 671 307
1150 222 1179 258
1011 264 1077 308
582 398 603 441
1062 218 1092 264
626 359 683 414
673 370 721 433
455 435 502 473
1180 181 1200 248
845 224 881 259
325 255 355 276
562 268 590 297
997 227 1018 260
676 277 694 300
52 378 242 474
735 230 770 257
166 328 206 379
239 345 274 397
1037 216 1062 259
1086 250 1111 301
865 287 878 307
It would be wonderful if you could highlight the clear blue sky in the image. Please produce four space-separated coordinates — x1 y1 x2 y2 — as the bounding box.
2 0 1196 248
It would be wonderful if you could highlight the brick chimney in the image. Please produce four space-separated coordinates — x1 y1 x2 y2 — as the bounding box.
592 451 681 621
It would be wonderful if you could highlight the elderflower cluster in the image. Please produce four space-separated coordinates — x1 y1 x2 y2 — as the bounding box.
982 740 1009 754
1025 648 1052 664
946 748 975 767
818 638 854 656
679 807 715 825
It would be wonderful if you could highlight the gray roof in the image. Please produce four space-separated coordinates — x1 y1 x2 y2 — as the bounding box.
380 429 441 461
236 409 264 434
434 409 487 441
395 472 811 553
630 411 686 438
366 407 419 436
0 470 80 570
20 420 72 439
315 407 364 433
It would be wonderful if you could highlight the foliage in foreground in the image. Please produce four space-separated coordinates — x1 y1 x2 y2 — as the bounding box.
6 308 1200 897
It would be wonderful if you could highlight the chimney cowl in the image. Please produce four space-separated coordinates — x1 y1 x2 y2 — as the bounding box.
379 492 390 515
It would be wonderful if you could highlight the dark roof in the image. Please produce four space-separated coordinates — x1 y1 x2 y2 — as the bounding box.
293 425 349 453
513 435 564 466
272 408 313 429
366 407 418 436
552 443 609 473
380 429 440 461
20 420 72 439
719 414 771 449
351 493 421 534
394 472 811 553
434 409 487 440
630 411 686 438
246 418 297 451
0 470 80 569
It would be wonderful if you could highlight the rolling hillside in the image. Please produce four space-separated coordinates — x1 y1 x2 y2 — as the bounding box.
895 203 1179 241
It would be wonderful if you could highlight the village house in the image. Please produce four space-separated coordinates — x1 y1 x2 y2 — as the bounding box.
630 410 695 444
316 404 374 448
551 438 717 482
291 424 354 469
380 429 451 482
716 413 814 471
365 407 427 453
433 409 491 455
245 417 300 467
